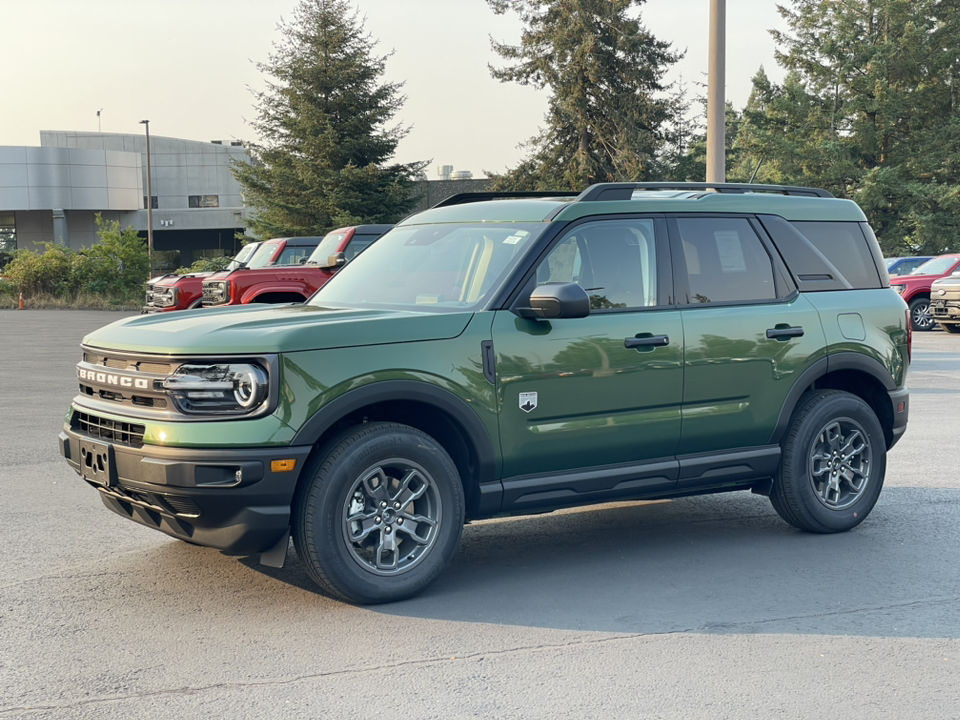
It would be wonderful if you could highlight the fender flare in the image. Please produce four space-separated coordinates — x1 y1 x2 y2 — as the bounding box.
290 379 499 498
769 351 897 445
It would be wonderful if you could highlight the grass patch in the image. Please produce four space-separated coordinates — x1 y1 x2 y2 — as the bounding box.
0 290 141 311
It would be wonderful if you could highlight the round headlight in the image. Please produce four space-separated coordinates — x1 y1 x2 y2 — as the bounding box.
233 365 267 408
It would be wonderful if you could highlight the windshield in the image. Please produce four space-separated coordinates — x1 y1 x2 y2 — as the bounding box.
912 256 958 275
225 242 259 271
310 222 548 312
246 242 282 269
306 232 348 265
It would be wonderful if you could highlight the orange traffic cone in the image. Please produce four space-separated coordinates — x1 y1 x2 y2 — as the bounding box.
18 293 24 310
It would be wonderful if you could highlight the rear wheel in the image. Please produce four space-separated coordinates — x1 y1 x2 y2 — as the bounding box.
293 422 464 604
909 297 935 331
770 390 886 533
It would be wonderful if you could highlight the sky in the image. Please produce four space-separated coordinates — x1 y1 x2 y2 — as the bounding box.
3 0 788 178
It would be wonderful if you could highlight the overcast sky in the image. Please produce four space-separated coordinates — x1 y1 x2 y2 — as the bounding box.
4 0 787 177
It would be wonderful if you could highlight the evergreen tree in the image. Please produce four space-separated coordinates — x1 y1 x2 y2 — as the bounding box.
735 0 960 254
485 0 680 191
234 0 426 238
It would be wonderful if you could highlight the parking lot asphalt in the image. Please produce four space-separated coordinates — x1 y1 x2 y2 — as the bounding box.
1 310 958 719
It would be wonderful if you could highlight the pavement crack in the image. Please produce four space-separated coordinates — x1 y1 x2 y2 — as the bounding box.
0 633 643 714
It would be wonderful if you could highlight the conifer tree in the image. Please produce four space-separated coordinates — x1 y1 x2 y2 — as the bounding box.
485 0 680 191
734 0 960 254
234 0 425 238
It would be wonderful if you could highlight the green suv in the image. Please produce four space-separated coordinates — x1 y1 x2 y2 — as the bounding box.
59 183 911 604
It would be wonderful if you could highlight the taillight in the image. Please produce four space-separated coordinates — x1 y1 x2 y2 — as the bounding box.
906 308 912 363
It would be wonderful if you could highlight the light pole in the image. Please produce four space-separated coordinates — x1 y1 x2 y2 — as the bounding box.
139 120 154 278
706 0 726 183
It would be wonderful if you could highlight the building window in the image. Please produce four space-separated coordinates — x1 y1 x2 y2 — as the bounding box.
0 212 16 252
189 195 220 208
144 196 158 209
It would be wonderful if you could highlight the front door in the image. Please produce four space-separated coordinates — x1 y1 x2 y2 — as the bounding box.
493 218 683 508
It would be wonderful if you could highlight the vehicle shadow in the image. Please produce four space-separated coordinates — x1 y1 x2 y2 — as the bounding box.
244 486 960 639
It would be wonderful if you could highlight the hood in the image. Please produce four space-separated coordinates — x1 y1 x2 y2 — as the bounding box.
82 304 474 355
932 275 960 288
154 272 214 286
890 274 940 283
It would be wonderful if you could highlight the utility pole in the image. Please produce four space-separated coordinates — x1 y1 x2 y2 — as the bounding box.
139 120 154 278
706 0 726 183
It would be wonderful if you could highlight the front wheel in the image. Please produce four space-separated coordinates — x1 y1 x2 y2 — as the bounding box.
940 322 960 334
770 390 886 533
293 422 465 604
909 297 936 331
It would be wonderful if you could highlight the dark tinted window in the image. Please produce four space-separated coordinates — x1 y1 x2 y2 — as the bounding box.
675 218 776 304
791 221 881 289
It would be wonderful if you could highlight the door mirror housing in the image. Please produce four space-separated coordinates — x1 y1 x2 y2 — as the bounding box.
518 282 590 319
322 251 346 269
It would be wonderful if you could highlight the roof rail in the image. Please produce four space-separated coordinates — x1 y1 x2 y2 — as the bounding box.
432 191 581 208
576 182 834 202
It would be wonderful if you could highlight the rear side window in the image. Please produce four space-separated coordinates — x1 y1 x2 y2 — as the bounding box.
275 245 312 265
675 218 776 304
790 221 882 289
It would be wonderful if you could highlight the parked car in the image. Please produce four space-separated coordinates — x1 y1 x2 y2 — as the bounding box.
201 236 324 307
59 182 910 604
889 254 960 331
884 256 932 276
200 226 390 307
929 272 960 333
143 242 262 313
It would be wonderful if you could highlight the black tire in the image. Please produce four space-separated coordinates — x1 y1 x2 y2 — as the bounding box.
770 390 886 534
940 322 960 334
909 296 935 331
293 422 464 604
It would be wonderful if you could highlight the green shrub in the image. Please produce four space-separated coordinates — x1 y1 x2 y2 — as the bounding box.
4 242 78 296
176 256 231 274
3 214 149 304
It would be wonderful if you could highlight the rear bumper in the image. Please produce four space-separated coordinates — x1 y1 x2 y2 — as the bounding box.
888 387 909 449
59 427 313 554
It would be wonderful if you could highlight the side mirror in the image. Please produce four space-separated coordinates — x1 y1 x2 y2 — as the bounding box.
322 251 347 269
518 282 590 319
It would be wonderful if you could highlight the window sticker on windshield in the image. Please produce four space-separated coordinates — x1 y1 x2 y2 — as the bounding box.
715 231 747 273
503 230 530 245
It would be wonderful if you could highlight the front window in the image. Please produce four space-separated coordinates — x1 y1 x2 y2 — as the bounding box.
225 242 259 271
306 233 346 265
912 256 959 276
246 242 282 269
310 223 548 312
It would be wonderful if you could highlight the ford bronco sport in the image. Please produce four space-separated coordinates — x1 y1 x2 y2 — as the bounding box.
59 182 910 604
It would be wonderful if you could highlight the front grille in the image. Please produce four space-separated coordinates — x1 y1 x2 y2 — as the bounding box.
83 353 174 376
73 411 146 448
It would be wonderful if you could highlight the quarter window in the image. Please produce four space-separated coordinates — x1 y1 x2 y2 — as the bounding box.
675 218 776 304
537 220 659 310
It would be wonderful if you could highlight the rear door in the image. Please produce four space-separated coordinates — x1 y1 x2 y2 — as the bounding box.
668 215 826 466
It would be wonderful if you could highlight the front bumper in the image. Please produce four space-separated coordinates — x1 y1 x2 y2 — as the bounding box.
930 298 960 321
60 426 313 554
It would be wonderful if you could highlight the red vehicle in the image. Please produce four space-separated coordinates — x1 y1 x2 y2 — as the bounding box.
889 253 960 331
201 225 391 307
143 242 262 313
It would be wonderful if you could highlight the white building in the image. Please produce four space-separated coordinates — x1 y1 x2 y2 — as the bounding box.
0 131 253 265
